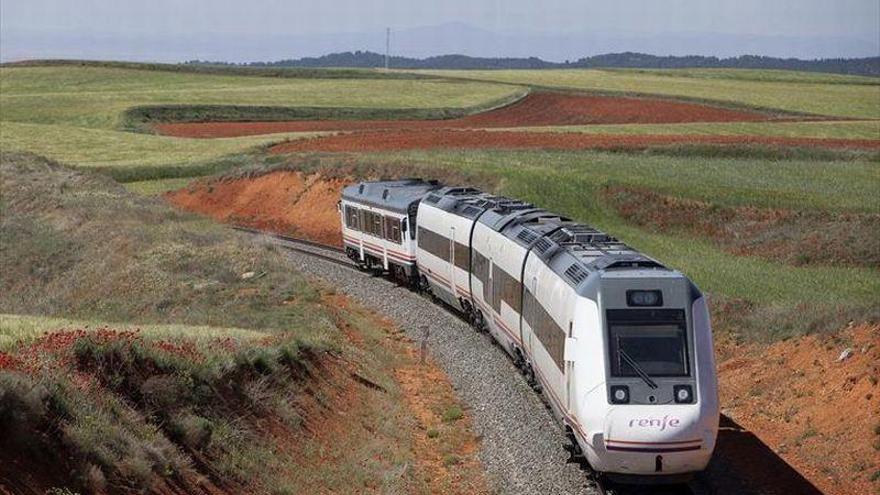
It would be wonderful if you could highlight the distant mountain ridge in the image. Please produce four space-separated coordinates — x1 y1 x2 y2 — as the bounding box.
190 51 880 77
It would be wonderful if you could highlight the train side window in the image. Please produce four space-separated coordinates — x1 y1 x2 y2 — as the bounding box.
392 219 402 243
345 206 360 230
373 213 383 238
358 209 368 233
417 226 450 259
523 287 565 370
384 216 401 244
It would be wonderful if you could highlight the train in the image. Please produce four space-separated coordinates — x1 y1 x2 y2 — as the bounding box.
339 178 719 483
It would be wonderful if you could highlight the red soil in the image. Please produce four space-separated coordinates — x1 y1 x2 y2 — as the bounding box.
716 324 880 495
153 92 777 138
165 171 345 246
268 129 880 153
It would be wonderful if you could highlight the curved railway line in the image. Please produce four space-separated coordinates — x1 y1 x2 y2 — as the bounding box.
234 225 703 495
233 226 356 269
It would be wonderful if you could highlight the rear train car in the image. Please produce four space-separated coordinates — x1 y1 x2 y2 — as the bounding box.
339 179 440 283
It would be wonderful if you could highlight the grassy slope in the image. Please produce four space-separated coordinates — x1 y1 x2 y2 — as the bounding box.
0 152 331 336
0 153 464 494
411 68 880 119
300 150 879 340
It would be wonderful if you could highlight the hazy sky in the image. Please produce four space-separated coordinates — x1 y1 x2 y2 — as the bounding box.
2 0 878 61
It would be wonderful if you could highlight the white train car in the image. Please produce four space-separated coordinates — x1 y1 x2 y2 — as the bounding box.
339 179 440 283
344 180 720 484
413 187 492 312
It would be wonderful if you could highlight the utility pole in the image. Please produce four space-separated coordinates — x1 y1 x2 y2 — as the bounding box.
385 27 390 70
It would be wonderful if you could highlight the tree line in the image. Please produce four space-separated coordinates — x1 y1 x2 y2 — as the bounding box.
187 51 880 77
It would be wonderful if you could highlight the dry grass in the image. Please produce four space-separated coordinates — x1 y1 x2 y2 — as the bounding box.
0 152 331 341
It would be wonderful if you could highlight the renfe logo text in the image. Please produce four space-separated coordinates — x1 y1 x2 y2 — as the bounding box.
629 415 681 431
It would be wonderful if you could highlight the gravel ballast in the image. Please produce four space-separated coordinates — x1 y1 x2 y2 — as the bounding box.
282 249 595 495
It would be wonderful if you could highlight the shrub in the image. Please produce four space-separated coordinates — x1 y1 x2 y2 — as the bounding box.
0 371 49 428
140 375 191 409
169 413 214 450
442 405 464 423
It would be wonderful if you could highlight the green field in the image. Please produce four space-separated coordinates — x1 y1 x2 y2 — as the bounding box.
413 68 880 118
0 65 521 172
0 121 321 171
316 150 880 303
0 66 520 129
2 64 880 176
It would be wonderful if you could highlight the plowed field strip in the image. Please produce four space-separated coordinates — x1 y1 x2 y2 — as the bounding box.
269 130 880 153
154 92 788 138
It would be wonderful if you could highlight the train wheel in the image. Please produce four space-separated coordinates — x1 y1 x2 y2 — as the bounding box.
525 363 542 393
473 310 486 332
513 349 526 371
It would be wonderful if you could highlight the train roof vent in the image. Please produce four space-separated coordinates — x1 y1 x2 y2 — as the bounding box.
604 259 664 270
564 264 589 285
462 205 482 216
534 238 553 254
446 187 480 196
517 229 539 244
424 194 441 204
494 201 533 214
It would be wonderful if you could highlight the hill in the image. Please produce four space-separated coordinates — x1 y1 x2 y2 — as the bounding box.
203 51 880 77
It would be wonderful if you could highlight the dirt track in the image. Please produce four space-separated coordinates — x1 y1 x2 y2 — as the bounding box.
268 129 880 153
154 92 779 138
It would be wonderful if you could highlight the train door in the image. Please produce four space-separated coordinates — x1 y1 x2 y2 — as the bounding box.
525 275 537 357
449 226 457 295
565 320 574 411
487 259 495 335
381 213 389 270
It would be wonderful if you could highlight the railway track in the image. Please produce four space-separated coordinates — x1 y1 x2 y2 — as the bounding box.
232 226 357 270
235 225 708 495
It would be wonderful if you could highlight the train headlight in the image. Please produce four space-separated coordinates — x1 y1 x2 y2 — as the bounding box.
626 290 663 307
610 385 630 404
674 385 693 404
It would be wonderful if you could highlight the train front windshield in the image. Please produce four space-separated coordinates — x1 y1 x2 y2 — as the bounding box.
606 309 690 377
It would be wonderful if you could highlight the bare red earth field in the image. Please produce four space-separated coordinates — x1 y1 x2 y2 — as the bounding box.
268 129 880 153
154 92 780 138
